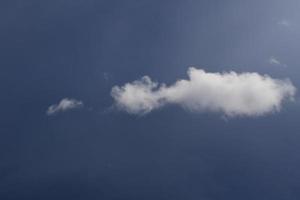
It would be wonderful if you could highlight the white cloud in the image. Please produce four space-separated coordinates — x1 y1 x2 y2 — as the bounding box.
47 98 83 116
111 68 296 117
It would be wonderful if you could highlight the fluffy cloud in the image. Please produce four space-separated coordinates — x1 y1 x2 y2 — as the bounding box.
111 68 296 117
47 98 83 116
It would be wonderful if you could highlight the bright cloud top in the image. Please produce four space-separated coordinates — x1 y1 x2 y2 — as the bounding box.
111 68 296 116
47 98 83 116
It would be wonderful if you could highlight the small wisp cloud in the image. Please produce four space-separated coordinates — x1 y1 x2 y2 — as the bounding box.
269 56 281 65
268 56 286 67
111 68 296 117
47 98 83 116
278 20 291 27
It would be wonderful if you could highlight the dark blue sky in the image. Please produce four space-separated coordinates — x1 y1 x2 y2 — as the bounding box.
1 0 300 199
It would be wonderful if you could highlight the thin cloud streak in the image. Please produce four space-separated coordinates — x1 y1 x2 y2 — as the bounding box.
278 20 291 27
268 56 287 67
47 98 83 116
269 56 281 65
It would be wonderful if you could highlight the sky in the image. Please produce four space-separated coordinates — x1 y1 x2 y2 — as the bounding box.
1 0 300 199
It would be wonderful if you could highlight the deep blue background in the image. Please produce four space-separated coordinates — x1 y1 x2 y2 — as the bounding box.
1 0 300 199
